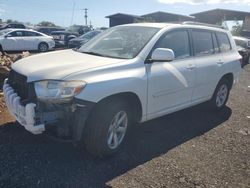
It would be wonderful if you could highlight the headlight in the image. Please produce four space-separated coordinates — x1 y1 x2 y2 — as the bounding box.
34 80 86 102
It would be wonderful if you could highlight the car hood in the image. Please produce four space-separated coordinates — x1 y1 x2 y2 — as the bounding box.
12 50 124 82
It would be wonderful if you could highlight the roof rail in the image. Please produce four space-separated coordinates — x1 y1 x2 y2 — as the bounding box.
182 21 226 29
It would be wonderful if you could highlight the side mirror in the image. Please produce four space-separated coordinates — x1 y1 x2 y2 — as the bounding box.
5 34 11 38
150 48 175 62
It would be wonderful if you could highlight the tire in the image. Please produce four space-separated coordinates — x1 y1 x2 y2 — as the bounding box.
209 78 230 111
83 99 132 157
38 42 49 52
0 44 3 54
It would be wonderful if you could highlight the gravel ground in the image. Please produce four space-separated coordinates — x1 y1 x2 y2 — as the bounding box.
0 64 249 188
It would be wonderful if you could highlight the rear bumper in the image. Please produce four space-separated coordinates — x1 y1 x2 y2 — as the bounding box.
3 79 45 134
54 40 66 47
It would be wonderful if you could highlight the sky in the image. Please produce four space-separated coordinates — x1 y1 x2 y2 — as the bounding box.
0 0 250 27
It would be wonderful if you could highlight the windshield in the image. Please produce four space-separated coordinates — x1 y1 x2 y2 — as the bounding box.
0 29 11 36
80 31 101 39
78 26 160 59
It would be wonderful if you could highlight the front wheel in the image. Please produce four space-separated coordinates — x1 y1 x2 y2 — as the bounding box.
38 42 49 52
209 78 230 111
83 99 131 157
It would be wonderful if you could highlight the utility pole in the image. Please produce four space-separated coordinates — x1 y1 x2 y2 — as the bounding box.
83 8 88 26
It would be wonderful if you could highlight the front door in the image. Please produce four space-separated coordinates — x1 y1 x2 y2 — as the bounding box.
3 31 25 51
147 29 196 119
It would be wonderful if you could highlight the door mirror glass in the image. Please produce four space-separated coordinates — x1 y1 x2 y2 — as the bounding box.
151 48 175 62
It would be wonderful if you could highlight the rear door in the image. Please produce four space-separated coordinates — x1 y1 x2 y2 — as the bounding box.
191 29 224 102
23 31 42 50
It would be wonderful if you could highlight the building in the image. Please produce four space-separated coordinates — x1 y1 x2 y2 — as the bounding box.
106 13 144 27
106 9 250 38
191 9 250 38
106 11 194 27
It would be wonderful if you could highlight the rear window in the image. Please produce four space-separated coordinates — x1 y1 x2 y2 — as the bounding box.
217 32 231 52
192 30 214 56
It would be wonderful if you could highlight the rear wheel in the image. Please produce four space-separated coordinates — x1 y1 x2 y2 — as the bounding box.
83 99 131 157
38 42 49 52
209 78 230 111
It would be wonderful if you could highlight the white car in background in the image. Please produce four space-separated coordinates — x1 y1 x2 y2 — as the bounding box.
0 29 55 52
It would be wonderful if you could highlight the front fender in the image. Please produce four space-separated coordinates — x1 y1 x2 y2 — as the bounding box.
74 66 148 120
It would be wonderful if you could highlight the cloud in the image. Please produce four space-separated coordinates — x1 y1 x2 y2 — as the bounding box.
0 4 6 16
158 0 250 5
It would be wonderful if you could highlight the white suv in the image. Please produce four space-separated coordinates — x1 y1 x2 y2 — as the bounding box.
3 23 242 157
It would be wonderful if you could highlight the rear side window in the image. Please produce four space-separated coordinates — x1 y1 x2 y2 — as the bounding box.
156 30 191 59
217 32 231 52
192 30 214 56
9 31 24 37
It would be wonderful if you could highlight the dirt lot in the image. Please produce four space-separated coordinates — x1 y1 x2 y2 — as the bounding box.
0 64 249 188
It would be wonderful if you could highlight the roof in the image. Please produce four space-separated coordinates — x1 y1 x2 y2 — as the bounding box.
116 22 228 32
117 22 177 28
142 11 194 19
2 28 34 31
105 13 143 19
191 9 250 20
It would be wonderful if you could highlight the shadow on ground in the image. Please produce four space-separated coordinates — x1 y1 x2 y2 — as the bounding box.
0 104 232 187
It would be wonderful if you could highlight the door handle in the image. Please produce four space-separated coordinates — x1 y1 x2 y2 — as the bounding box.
186 64 196 70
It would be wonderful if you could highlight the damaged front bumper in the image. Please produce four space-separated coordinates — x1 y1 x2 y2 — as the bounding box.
3 79 45 134
3 79 95 141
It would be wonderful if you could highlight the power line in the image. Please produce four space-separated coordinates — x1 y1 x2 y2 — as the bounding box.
70 2 76 25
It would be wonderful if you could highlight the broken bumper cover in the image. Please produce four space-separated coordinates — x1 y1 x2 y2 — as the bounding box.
3 79 45 135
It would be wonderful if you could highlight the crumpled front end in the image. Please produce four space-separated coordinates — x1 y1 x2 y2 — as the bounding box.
3 79 45 134
3 70 95 141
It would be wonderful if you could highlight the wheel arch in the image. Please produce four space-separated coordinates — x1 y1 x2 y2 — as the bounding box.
38 42 49 52
92 92 143 123
220 73 234 90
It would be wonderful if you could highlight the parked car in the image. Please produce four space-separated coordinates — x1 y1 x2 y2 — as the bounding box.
0 23 26 30
0 29 55 52
233 36 250 65
67 25 92 35
35 27 65 36
51 30 77 47
68 30 103 48
3 23 242 157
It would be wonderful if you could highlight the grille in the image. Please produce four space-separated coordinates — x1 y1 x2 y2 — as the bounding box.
8 70 30 100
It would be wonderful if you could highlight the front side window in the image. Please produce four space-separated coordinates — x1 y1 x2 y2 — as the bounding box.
79 26 160 59
217 32 231 52
156 30 191 59
9 31 24 37
192 30 214 56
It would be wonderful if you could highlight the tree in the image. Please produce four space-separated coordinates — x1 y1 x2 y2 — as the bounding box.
6 19 19 24
38 21 56 27
231 19 243 36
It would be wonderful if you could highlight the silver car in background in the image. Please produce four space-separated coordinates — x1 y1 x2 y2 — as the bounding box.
0 29 55 52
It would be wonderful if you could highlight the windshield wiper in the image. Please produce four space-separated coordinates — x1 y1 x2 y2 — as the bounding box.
81 51 108 57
